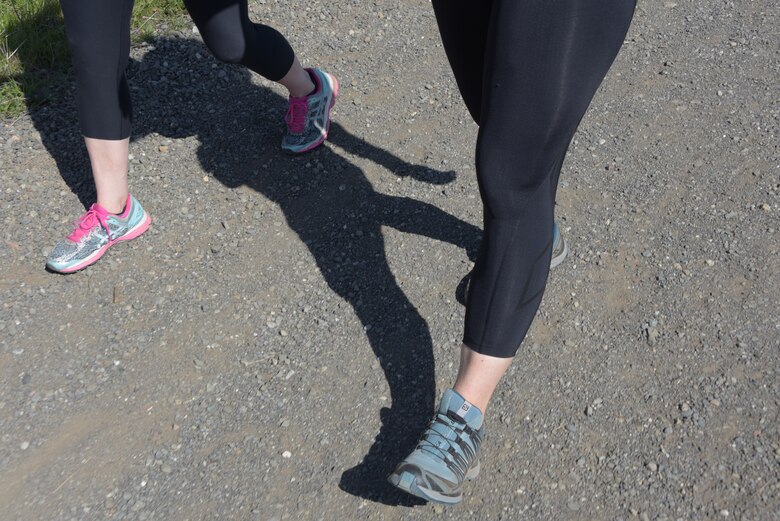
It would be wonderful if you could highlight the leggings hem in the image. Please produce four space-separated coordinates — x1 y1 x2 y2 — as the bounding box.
80 130 132 141
462 337 517 359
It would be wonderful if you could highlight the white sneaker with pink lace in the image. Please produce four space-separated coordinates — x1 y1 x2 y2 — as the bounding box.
46 194 151 273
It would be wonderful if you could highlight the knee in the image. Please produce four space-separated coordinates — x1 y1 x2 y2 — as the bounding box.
201 33 246 64
477 127 575 206
476 145 550 215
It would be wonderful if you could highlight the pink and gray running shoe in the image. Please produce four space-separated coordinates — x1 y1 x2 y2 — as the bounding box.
281 68 338 154
46 194 151 273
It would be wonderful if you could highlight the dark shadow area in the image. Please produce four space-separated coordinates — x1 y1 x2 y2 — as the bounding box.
26 35 481 506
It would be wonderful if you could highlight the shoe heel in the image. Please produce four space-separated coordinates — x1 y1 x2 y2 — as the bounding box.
118 212 151 242
328 73 339 105
322 72 338 142
550 236 568 269
389 470 415 493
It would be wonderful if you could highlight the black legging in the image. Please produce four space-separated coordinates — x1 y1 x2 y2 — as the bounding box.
432 0 636 357
59 0 295 140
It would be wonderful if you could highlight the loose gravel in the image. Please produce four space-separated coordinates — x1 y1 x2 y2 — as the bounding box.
1 1 778 520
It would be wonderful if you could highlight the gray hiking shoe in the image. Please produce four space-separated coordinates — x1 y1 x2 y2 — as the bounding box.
281 68 338 153
388 389 484 505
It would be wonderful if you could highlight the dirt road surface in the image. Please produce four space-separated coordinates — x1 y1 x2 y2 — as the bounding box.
1 1 778 519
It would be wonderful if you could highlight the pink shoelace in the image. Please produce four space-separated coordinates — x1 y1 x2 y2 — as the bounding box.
67 204 110 243
285 97 309 135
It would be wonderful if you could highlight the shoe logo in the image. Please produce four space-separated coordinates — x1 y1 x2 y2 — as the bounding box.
456 402 471 418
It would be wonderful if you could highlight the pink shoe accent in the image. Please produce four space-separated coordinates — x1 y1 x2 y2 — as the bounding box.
285 97 309 135
57 211 151 273
116 193 133 219
67 203 111 242
117 212 151 242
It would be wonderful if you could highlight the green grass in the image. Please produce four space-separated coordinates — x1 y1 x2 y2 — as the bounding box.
133 0 189 41
0 0 187 118
0 0 68 117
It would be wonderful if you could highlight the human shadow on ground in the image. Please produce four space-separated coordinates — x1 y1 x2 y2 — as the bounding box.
26 36 481 506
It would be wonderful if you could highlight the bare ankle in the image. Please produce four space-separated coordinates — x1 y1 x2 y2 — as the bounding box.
289 74 316 98
98 195 127 214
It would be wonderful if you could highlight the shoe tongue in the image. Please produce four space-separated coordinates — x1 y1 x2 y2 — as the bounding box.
440 389 483 430
91 203 110 217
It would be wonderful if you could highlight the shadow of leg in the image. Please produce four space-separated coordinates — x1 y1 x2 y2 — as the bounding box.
255 152 440 505
335 270 434 506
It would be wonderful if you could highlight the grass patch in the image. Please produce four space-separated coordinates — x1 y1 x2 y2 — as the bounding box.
0 0 187 118
133 0 189 41
0 0 68 118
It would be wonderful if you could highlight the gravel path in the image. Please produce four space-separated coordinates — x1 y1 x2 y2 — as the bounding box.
1 1 778 520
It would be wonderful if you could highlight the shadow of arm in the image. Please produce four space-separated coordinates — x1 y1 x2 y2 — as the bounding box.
328 122 456 185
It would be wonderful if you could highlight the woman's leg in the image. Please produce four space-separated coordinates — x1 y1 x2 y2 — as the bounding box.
433 0 569 277
84 138 129 214
452 345 512 412
461 0 636 403
183 0 337 153
60 0 134 213
431 0 493 124
390 0 636 504
277 56 316 98
49 0 150 274
183 0 312 95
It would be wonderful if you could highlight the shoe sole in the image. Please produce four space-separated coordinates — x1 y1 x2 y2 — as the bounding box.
47 212 151 274
388 460 480 506
550 235 568 269
283 72 339 154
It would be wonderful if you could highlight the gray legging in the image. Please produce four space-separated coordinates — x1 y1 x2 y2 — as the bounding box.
59 0 295 139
